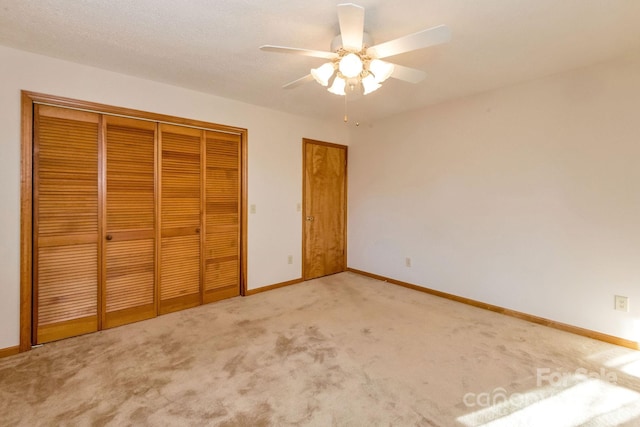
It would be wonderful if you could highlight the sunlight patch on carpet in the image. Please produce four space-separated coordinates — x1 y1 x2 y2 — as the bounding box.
457 377 640 426
598 349 640 368
591 346 640 379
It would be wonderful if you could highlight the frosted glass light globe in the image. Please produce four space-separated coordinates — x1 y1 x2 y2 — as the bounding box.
311 62 335 86
362 74 381 95
338 53 363 78
369 59 394 83
328 76 346 95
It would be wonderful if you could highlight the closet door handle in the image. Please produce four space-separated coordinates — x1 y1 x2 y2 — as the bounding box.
306 216 314 221
195 227 201 233
105 234 113 241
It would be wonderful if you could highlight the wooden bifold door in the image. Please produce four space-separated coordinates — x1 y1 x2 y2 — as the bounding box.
104 116 157 328
159 124 202 314
33 106 101 343
32 103 242 344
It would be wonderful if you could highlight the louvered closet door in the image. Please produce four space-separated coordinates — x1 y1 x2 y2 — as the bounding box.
204 131 241 303
33 105 100 344
103 116 157 328
159 124 202 314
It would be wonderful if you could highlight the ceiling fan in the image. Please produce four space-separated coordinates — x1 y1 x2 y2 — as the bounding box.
260 3 451 96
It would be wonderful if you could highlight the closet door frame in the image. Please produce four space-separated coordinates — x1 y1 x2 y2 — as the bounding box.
19 91 248 353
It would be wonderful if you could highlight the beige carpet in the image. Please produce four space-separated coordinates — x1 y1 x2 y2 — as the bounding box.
2 272 640 426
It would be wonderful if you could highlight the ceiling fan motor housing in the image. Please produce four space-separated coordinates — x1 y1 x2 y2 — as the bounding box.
331 32 373 53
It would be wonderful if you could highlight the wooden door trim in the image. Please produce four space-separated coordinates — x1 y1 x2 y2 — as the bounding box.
200 129 207 305
240 130 248 296
155 122 162 319
20 92 34 352
98 115 106 331
30 104 40 344
21 92 246 135
301 138 348 281
20 91 248 353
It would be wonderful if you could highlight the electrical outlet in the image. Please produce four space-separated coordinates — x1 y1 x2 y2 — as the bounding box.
250 204 256 214
287 255 293 265
615 295 629 312
405 257 411 267
296 203 301 212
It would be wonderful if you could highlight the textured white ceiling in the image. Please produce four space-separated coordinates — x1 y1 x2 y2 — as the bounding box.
1 0 639 122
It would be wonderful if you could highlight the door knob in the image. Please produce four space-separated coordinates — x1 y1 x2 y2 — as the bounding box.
306 216 314 221
106 234 113 241
195 227 201 233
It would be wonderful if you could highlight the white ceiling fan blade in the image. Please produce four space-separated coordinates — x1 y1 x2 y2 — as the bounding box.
389 64 427 84
260 45 337 60
337 3 365 51
367 25 451 59
282 74 315 89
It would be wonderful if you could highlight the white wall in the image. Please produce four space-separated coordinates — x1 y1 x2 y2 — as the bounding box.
0 45 348 349
4 44 639 349
348 51 640 341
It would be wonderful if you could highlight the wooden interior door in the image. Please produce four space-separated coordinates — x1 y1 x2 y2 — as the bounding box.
159 124 202 314
303 139 347 280
203 131 241 303
33 105 100 343
103 116 157 328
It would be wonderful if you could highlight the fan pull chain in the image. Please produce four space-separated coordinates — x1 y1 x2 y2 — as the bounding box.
343 94 360 126
344 94 348 123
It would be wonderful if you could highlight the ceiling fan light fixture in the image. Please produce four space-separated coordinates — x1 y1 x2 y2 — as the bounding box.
311 62 335 86
328 76 347 95
338 53 363 78
361 74 382 95
369 59 394 83
261 4 451 106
